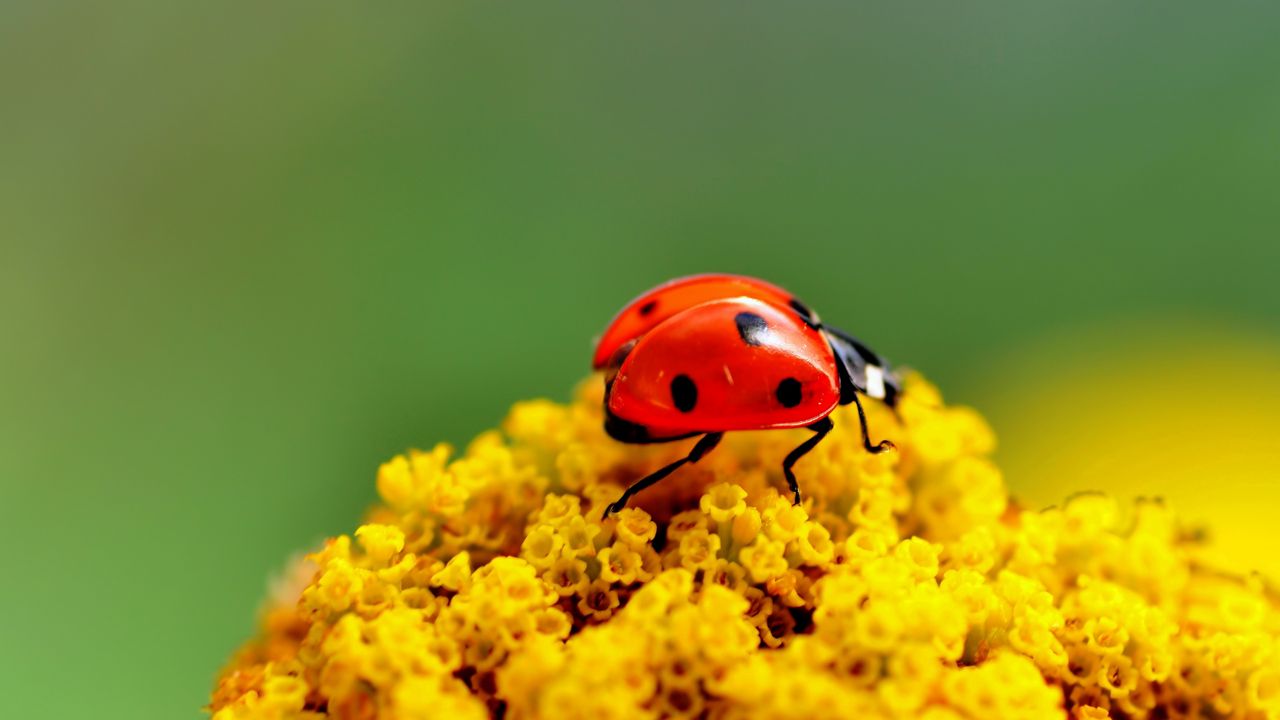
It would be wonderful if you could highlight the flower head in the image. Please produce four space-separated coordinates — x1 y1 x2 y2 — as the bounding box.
212 374 1280 720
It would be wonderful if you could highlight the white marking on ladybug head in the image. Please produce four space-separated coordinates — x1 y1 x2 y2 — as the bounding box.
865 365 886 400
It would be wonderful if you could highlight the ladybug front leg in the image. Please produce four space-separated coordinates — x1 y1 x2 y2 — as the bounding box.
782 418 833 506
602 432 724 518
850 391 895 455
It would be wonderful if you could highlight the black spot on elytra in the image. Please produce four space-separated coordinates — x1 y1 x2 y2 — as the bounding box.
788 298 820 328
671 374 697 412
638 300 657 317
734 312 769 346
776 377 802 408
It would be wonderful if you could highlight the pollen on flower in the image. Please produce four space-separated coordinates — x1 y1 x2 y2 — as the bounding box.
210 373 1280 720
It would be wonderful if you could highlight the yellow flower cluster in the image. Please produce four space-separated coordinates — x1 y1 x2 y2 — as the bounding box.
210 375 1280 719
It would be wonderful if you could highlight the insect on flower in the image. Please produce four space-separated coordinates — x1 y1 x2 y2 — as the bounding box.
595 274 901 517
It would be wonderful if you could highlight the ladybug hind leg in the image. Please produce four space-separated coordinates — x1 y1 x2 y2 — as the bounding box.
602 432 724 518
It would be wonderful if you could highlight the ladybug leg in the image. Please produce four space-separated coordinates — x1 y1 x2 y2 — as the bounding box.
602 432 724 518
850 391 895 454
782 417 833 506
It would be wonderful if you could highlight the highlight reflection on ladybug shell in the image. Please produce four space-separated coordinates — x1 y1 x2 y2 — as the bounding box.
606 297 840 435
592 274 804 369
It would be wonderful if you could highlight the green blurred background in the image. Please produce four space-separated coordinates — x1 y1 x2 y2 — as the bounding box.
3 2 1279 718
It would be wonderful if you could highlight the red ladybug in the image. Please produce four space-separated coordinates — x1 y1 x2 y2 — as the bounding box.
595 274 900 517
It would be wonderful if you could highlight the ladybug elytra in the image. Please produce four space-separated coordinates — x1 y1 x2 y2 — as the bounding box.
595 274 901 517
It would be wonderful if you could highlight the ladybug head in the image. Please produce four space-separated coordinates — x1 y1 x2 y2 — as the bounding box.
600 339 636 392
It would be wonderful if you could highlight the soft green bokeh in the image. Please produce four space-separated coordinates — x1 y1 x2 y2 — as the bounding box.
2 2 1278 718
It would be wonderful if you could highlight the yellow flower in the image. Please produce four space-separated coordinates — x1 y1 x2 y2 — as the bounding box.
559 515 600 558
795 521 835 566
430 551 472 593
355 523 405 567
305 558 363 614
495 634 566 711
375 453 416 510
844 527 890 568
700 482 748 524
676 527 721 573
894 537 940 581
1074 705 1110 720
1082 616 1128 656
854 602 903 652
759 603 796 648
537 493 581 527
1247 664 1280 712
376 443 464 514
534 607 572 640
762 496 808 543
707 558 749 593
622 574 677 624
765 568 809 608
738 536 788 583
390 676 488 720
655 676 704 719
520 523 563 570
665 509 709 541
611 507 658 549
598 544 644 585
731 507 762 547
576 578 621 621
308 534 351 568
741 587 773 628
260 674 307 713
1097 654 1138 698
544 556 589 598
212 373 1280 720
943 526 996 573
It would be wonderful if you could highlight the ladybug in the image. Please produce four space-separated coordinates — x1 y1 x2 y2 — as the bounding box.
595 274 901 517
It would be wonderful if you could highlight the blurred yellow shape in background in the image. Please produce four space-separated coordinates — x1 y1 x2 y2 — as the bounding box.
983 320 1280 579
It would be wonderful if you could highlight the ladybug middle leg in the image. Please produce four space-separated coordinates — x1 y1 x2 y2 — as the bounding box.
602 432 723 518
782 417 832 506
